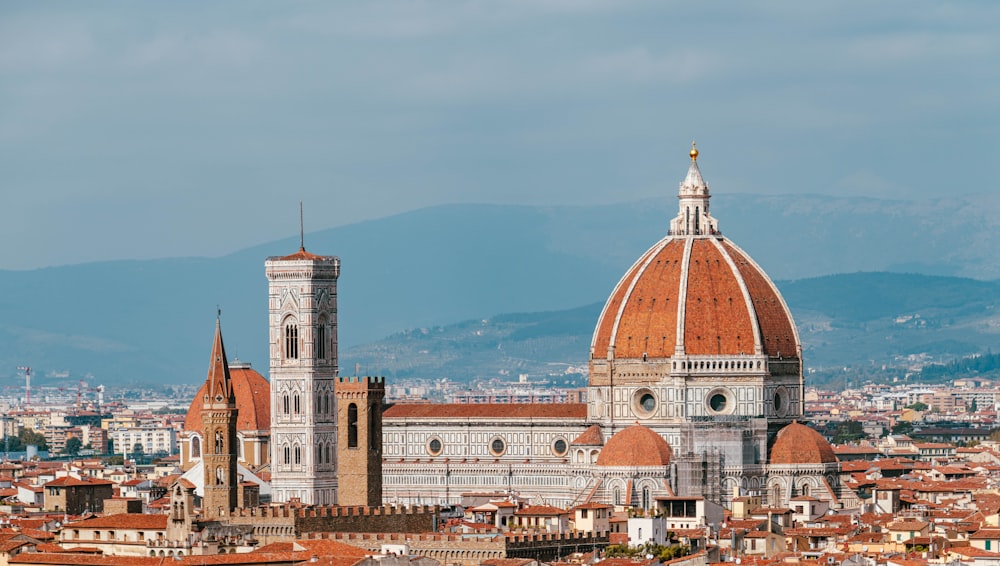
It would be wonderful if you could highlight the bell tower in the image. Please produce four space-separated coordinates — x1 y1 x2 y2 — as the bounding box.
336 376 384 507
266 245 340 505
201 317 238 519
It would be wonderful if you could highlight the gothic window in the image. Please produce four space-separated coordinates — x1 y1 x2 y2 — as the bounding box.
801 483 810 496
283 395 289 415
283 445 290 465
348 403 358 448
316 445 322 464
284 322 299 359
642 486 651 510
215 431 224 453
316 322 326 359
294 394 300 414
191 436 201 458
326 444 332 464
294 445 301 465
216 467 224 485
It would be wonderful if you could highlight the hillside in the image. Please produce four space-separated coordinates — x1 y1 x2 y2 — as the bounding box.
1 193 998 386
342 273 1000 386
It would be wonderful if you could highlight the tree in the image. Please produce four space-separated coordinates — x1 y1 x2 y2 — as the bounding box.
18 428 47 450
832 420 867 444
132 442 145 458
64 437 83 456
892 421 915 436
906 402 928 412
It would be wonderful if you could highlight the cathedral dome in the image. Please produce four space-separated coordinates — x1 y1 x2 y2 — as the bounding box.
769 422 837 465
184 362 271 434
596 424 672 467
589 145 800 386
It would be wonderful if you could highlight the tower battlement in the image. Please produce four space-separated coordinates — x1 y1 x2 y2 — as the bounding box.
336 376 386 391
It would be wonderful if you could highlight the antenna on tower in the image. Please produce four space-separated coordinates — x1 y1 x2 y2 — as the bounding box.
299 201 305 251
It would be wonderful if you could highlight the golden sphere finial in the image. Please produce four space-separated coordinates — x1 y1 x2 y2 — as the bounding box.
690 141 699 161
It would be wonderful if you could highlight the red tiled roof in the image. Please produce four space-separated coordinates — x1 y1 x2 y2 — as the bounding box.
590 234 798 375
515 505 568 516
383 403 587 419
571 424 604 446
184 366 271 433
596 424 672 467
769 422 837 465
45 476 113 487
66 514 168 530
276 247 328 261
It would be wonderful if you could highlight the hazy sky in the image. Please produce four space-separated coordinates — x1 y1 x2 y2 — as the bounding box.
2 1 997 270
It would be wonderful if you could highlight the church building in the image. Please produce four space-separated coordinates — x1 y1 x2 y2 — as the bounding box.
179 145 842 512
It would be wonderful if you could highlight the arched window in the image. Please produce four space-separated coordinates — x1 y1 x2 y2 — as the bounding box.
316 322 326 360
348 403 358 448
283 395 289 415
191 436 201 458
326 444 332 464
215 430 224 453
216 467 224 485
772 484 781 506
801 483 810 496
293 394 300 414
283 446 290 465
642 486 650 510
284 322 299 359
316 445 322 464
294 445 301 465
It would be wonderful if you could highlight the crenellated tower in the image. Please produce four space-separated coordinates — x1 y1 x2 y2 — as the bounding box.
201 317 238 519
335 376 384 507
266 246 340 505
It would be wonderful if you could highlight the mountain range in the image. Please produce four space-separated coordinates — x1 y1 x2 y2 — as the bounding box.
0 192 997 388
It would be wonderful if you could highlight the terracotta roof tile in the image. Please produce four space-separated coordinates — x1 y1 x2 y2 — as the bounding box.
184 366 270 433
65 514 167 530
596 424 672 467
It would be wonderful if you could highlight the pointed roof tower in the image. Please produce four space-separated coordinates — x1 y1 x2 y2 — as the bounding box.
205 314 234 405
669 141 719 236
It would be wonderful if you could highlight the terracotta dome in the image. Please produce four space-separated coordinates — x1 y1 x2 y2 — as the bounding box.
184 362 271 434
595 424 672 467
769 422 837 465
589 146 799 385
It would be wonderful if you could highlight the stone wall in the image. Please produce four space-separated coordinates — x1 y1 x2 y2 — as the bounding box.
305 530 609 566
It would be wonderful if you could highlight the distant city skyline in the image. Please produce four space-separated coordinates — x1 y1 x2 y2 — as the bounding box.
1 1 997 270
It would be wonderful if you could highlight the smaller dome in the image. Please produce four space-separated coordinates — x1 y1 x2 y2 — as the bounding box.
770 422 837 465
596 424 672 467
184 364 271 434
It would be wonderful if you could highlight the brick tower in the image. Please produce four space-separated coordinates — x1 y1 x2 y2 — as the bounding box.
201 317 238 519
266 245 340 505
336 376 384 507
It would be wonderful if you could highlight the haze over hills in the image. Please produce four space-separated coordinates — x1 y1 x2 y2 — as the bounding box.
0 193 997 387
342 273 1000 386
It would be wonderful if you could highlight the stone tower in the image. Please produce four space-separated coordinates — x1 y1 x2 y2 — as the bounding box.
335 376 384 507
201 317 238 519
266 246 340 505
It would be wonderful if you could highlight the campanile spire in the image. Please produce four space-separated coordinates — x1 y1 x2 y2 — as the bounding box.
669 141 719 236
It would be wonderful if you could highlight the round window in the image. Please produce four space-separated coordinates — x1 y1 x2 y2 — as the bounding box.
490 437 506 456
640 394 656 412
710 393 727 412
552 438 568 457
632 389 658 418
773 387 789 417
427 437 443 456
